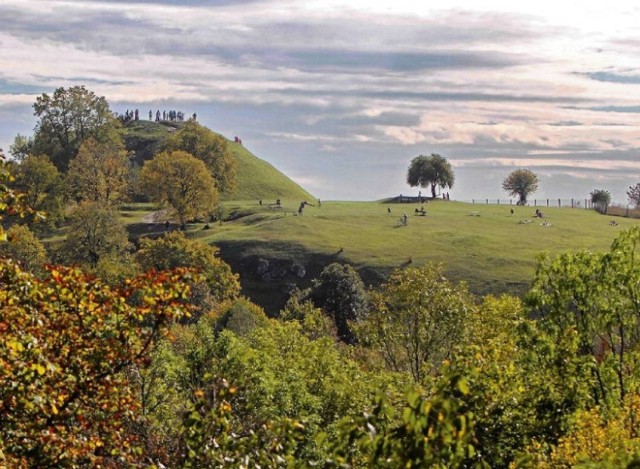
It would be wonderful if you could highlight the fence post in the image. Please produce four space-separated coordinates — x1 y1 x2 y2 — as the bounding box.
472 199 475 204
547 199 549 207
571 198 574 208
627 205 630 217
558 198 561 207
510 199 513 205
534 199 537 206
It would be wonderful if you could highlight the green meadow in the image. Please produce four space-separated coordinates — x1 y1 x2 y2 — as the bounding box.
126 198 639 313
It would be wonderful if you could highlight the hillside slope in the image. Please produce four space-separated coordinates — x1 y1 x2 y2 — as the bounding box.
122 120 313 201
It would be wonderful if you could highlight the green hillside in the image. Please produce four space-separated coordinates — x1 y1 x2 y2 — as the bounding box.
121 120 313 201
124 199 640 315
225 140 314 202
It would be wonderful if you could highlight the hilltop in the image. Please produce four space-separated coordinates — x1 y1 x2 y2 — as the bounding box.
121 119 314 201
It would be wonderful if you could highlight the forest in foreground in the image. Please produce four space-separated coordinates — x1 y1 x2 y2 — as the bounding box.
3 86 640 468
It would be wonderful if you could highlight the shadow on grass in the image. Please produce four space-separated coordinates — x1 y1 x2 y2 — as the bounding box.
214 239 386 316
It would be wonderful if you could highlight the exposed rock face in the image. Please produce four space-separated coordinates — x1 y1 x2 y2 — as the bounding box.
254 258 306 282
290 263 306 278
255 259 270 275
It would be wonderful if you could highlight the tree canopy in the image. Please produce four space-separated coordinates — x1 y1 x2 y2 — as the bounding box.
590 189 611 212
502 168 539 205
138 150 218 225
66 137 131 205
165 120 237 194
406 153 454 198
31 86 120 171
308 262 368 343
0 260 197 467
628 183 640 207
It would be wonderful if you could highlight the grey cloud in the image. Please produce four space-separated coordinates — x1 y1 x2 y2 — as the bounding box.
0 3 534 73
547 120 583 126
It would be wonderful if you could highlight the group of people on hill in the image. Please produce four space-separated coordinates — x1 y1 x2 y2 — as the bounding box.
117 108 198 123
151 110 191 122
118 109 139 122
234 136 243 146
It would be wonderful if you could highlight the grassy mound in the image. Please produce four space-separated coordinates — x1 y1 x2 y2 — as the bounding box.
122 120 313 201
225 140 314 202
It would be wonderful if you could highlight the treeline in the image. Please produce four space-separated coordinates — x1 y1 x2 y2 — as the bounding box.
5 87 236 277
2 88 640 467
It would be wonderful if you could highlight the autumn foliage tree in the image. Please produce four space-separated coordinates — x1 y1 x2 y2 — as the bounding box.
138 150 218 226
165 120 237 194
66 137 131 205
0 260 198 467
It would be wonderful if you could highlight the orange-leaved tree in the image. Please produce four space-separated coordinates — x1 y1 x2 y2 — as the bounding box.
0 261 198 467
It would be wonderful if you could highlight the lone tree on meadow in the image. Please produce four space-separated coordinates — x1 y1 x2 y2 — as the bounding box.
590 189 611 213
502 169 539 205
407 153 454 199
627 183 640 207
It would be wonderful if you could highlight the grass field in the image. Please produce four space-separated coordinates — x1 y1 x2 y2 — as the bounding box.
129 199 638 314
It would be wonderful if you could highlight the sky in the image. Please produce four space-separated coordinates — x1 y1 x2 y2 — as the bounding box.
1 0 639 203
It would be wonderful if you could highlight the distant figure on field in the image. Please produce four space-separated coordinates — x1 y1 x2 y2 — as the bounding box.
402 213 408 226
446 192 450 200
259 199 262 205
276 198 281 206
610 219 619 226
149 109 153 120
387 207 392 215
192 112 197 120
156 110 161 122
510 208 514 215
318 198 321 207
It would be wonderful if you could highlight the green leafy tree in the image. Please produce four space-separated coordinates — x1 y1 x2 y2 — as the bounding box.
356 264 473 382
135 231 240 314
308 262 368 343
140 317 384 466
165 120 237 194
31 86 120 171
67 137 131 205
590 189 611 213
11 154 64 227
0 224 48 274
502 169 539 205
60 201 131 269
528 226 640 406
627 183 640 207
0 149 33 241
407 153 455 199
0 260 197 467
138 150 218 226
8 134 33 162
324 372 481 468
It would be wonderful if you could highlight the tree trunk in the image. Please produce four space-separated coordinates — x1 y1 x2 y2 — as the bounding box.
430 183 436 199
